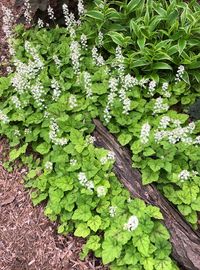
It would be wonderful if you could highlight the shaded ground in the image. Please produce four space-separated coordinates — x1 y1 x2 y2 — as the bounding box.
0 138 108 270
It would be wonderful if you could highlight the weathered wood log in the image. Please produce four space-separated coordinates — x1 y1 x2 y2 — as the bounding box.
93 119 200 270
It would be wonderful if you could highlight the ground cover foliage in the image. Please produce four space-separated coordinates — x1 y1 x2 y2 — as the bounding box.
1 0 200 269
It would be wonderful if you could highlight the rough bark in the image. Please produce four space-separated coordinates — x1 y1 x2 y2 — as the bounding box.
93 119 200 270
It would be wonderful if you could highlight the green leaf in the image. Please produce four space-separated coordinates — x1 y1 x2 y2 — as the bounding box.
150 222 170 243
118 133 132 146
148 159 163 172
146 206 163 219
102 238 122 264
36 142 51 155
142 257 155 270
86 10 104 21
87 215 101 232
131 140 143 154
178 39 186 55
155 259 172 270
142 168 159 184
137 36 146 50
72 206 92 222
135 235 150 256
74 223 90 238
10 144 28 161
55 177 73 191
32 193 48 206
127 0 141 14
92 83 108 94
143 148 155 157
0 77 11 96
151 62 172 70
107 31 125 47
85 235 101 251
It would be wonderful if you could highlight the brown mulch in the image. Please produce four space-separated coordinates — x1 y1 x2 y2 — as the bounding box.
0 138 108 270
0 2 108 269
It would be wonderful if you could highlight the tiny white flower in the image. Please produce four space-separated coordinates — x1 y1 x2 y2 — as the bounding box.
109 206 117 217
153 97 169 114
80 34 87 49
178 170 190 180
124 215 139 231
148 80 156 96
45 161 53 171
159 116 171 129
140 123 151 144
69 95 78 109
0 110 9 124
97 186 106 197
70 158 77 166
38 18 44 28
48 5 56 20
175 65 185 83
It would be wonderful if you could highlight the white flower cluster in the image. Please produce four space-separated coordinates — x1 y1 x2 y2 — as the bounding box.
80 34 87 49
62 4 76 29
70 158 77 166
92 46 105 66
115 46 125 76
78 0 85 16
86 135 96 144
83 71 92 98
51 78 61 101
139 78 149 88
148 80 156 96
162 82 171 97
123 215 139 231
175 65 185 83
159 116 171 129
155 118 196 144
98 31 104 47
109 206 117 217
78 172 94 190
31 80 45 107
14 129 21 136
68 95 78 109
45 161 53 171
49 119 68 146
47 5 56 20
97 186 106 197
153 97 169 114
25 41 43 69
0 110 9 124
104 78 119 123
24 128 31 135
11 95 21 109
100 151 115 164
70 40 81 74
24 0 32 24
123 74 138 90
119 74 138 114
2 5 14 39
194 135 200 145
37 18 44 28
53 55 61 68
12 42 44 95
118 88 131 114
140 123 151 144
178 170 190 181
6 66 13 74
